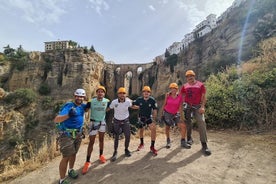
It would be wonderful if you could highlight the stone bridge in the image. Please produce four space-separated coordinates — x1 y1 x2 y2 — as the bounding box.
109 63 153 97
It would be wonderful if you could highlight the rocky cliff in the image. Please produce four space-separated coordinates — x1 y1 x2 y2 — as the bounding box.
0 0 275 180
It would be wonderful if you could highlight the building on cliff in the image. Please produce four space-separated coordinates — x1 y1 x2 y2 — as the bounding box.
44 40 76 51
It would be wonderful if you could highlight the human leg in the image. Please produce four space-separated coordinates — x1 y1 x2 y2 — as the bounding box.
184 108 193 144
195 111 211 155
178 122 191 149
123 122 131 156
165 125 171 148
137 127 145 151
98 131 106 163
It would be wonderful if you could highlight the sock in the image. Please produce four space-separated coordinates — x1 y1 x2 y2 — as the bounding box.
151 140 155 147
167 137 170 142
100 149 103 156
140 138 144 145
86 156 91 162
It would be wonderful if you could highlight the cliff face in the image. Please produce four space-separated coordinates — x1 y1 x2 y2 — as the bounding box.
0 0 275 176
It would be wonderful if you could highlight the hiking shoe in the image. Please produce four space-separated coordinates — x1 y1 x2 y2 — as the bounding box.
59 179 71 184
202 148 212 156
137 144 144 151
125 149 131 157
187 138 194 145
99 155 106 163
111 151 117 162
181 139 191 149
150 146 158 156
82 162 90 175
68 169 78 179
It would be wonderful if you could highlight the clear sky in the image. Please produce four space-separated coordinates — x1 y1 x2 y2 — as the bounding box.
0 0 234 64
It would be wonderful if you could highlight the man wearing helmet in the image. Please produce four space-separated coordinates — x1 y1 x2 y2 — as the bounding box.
180 70 211 156
133 86 158 156
108 87 135 161
82 85 110 174
54 88 88 184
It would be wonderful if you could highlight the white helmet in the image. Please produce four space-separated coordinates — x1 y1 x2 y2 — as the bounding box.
74 89 86 97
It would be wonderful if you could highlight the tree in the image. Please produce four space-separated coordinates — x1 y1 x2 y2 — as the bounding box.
165 49 170 58
3 45 15 56
90 45 96 52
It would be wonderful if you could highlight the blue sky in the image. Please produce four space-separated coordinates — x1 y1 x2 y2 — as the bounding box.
0 0 234 64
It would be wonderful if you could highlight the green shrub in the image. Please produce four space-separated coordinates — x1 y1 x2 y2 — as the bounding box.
205 66 276 130
4 88 36 108
38 83 51 95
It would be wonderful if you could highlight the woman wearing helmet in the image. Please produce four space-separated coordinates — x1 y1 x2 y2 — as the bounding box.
161 83 191 149
54 88 87 184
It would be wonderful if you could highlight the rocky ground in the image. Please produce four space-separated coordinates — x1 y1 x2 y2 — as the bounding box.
4 129 276 184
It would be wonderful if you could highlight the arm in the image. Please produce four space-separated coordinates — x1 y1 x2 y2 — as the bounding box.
54 114 70 123
199 93 206 114
152 109 158 121
161 93 169 115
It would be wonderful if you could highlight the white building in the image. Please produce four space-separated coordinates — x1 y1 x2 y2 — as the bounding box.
167 42 182 55
44 40 76 51
181 32 195 49
194 14 217 38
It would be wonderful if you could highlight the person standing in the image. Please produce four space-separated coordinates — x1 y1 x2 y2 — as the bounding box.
108 87 133 161
54 89 87 184
161 83 191 149
133 86 158 156
82 86 110 174
180 70 211 156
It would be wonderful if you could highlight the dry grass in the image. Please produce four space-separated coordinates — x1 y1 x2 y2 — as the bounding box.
0 138 59 182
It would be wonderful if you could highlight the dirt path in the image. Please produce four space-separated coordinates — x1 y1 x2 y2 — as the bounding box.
4 130 276 184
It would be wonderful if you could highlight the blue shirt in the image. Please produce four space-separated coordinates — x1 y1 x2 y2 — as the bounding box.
59 102 86 130
133 96 158 118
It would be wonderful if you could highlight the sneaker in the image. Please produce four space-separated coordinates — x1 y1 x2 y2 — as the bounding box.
187 138 194 145
82 162 90 175
111 151 117 162
202 148 212 156
181 139 191 149
166 139 171 149
68 169 78 179
150 146 158 156
137 144 144 151
99 155 106 163
125 149 131 157
59 179 71 184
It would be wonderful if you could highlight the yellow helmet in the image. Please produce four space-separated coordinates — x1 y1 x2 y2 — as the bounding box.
185 70 195 77
169 83 178 89
142 86 151 92
117 87 126 94
96 85 106 93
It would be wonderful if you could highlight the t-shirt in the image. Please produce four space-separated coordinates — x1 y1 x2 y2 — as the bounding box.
90 97 109 122
164 94 183 114
133 96 158 118
59 102 86 130
109 98 132 120
180 81 206 105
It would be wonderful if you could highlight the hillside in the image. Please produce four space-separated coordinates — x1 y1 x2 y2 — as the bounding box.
0 0 275 182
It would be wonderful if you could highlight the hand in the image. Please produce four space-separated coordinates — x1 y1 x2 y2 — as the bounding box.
199 107 205 114
69 107 77 117
86 102 91 109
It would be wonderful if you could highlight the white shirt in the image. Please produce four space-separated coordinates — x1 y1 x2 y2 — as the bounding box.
109 98 132 120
